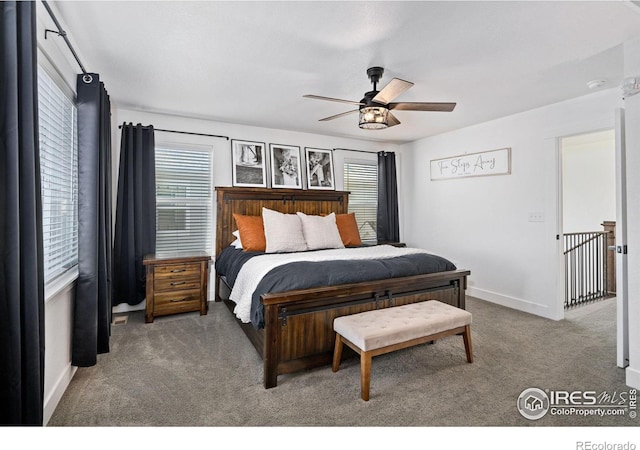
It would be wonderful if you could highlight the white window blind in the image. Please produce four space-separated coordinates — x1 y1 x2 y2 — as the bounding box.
37 67 79 283
155 147 213 254
343 161 378 243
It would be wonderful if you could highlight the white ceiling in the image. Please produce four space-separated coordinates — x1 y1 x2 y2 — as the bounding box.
47 1 640 144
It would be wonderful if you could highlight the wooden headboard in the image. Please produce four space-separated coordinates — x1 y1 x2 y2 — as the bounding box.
214 187 350 257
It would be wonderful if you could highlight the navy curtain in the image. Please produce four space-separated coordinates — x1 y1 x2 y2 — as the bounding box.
0 1 45 425
113 123 156 306
377 151 400 243
72 74 113 367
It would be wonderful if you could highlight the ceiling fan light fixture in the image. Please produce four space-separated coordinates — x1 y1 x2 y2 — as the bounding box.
306 67 456 128
359 106 388 129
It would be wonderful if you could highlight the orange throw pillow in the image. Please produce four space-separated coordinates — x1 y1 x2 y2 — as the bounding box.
335 213 362 247
232 213 266 252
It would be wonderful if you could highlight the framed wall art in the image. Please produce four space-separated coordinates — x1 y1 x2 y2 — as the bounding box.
305 147 335 190
269 143 302 189
430 147 511 180
231 139 267 187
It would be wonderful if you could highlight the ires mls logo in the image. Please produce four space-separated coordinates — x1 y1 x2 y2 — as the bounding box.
517 388 638 421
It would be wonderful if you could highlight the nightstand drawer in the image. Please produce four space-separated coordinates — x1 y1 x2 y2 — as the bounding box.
154 276 201 292
154 263 201 279
154 289 201 312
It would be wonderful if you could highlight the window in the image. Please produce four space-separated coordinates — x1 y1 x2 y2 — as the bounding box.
37 67 79 284
343 161 378 243
155 146 213 254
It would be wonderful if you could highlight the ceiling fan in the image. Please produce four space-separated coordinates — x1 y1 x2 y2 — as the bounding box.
303 67 456 130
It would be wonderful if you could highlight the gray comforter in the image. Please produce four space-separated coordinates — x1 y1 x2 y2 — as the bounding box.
215 246 456 329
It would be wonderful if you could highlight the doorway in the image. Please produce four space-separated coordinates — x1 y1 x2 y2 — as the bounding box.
558 124 629 369
560 129 617 310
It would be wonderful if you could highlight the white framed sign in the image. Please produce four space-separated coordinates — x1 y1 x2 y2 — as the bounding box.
430 147 511 180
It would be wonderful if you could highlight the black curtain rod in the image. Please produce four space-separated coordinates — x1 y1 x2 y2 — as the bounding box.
41 1 93 83
333 147 379 154
118 124 229 141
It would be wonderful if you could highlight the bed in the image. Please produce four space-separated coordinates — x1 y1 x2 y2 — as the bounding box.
214 186 470 388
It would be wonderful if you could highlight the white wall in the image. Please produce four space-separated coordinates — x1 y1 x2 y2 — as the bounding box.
111 109 395 192
43 282 76 426
562 129 616 233
398 88 621 321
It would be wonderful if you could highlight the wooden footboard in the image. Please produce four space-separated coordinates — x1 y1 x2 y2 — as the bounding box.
220 269 469 388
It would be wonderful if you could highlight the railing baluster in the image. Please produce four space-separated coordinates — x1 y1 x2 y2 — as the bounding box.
563 230 611 309
591 233 595 299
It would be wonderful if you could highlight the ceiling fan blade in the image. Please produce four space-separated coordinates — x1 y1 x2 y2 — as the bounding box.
319 109 359 121
303 94 364 106
389 102 456 112
387 112 401 127
372 78 414 104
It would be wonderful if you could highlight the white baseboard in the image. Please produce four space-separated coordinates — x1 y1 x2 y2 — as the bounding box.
626 366 640 389
112 300 145 314
43 363 77 426
466 286 559 320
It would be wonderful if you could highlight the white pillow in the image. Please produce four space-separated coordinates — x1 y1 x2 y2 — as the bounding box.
296 212 345 251
262 207 308 253
231 230 243 249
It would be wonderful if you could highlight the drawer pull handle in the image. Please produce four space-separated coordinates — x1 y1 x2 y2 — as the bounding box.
170 281 186 286
170 269 186 273
169 297 188 303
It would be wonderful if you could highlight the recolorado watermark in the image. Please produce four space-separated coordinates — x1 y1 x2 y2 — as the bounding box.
517 387 637 421
576 442 636 450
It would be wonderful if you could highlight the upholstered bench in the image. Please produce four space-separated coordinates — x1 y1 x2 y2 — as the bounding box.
332 300 473 401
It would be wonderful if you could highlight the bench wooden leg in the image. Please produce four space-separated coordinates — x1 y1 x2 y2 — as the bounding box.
332 333 343 372
360 351 372 401
463 325 473 363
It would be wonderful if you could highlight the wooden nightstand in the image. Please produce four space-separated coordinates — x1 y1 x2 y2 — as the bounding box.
143 251 211 323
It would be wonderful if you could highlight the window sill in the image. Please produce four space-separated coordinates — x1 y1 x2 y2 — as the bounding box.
44 268 79 304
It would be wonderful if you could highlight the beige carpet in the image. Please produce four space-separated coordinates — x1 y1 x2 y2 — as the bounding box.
47 296 637 430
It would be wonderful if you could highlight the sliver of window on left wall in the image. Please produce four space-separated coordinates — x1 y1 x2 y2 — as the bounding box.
37 65 79 293
155 146 213 256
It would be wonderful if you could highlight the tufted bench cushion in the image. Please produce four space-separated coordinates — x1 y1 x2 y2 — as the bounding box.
333 300 472 351
332 300 473 400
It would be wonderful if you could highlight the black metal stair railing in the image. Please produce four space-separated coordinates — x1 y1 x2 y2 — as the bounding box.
563 231 611 308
